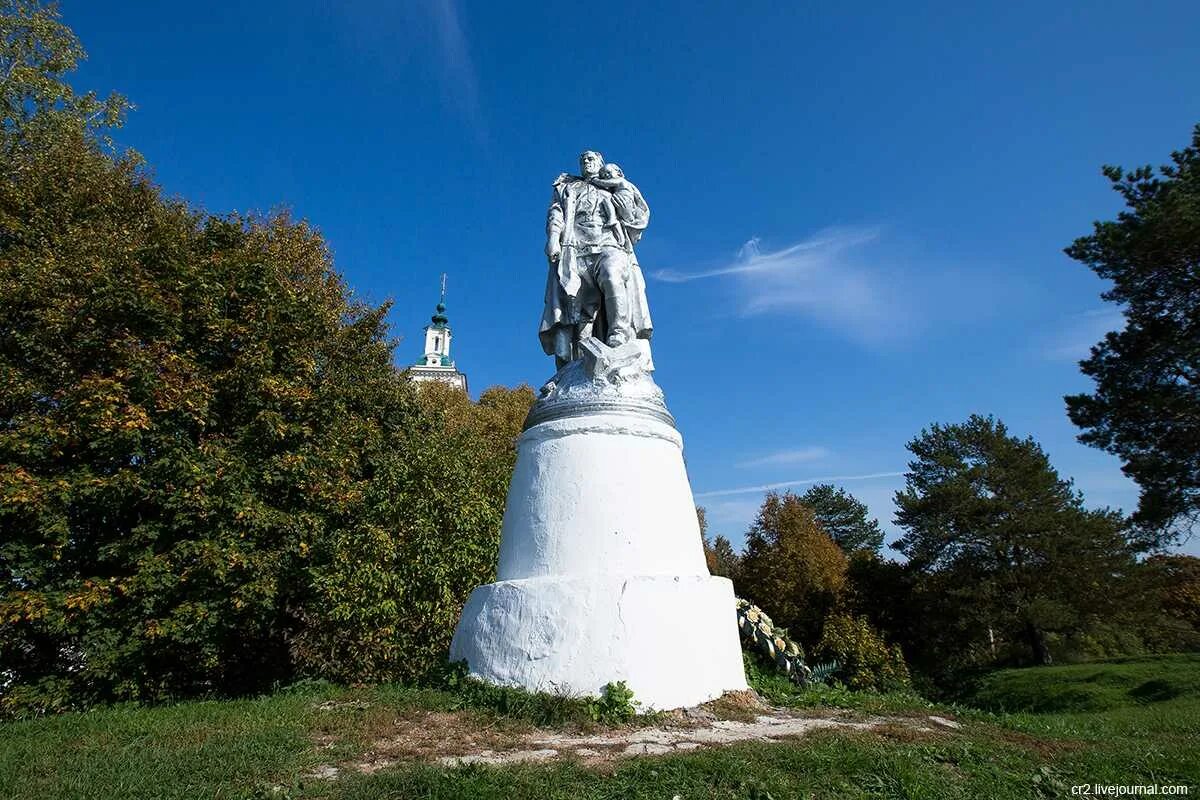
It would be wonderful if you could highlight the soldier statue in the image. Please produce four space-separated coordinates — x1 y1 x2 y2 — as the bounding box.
539 150 653 370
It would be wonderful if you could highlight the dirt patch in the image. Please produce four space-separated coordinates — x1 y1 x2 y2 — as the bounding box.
302 703 949 778
359 710 528 762
867 720 947 744
692 689 770 722
988 725 1085 758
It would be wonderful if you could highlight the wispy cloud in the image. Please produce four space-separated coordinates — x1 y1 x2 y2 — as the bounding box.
425 0 483 132
736 446 829 469
335 2 486 138
651 226 906 342
695 471 905 499
1044 308 1125 361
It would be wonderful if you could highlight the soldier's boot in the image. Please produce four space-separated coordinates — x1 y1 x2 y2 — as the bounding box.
604 287 632 348
554 327 573 370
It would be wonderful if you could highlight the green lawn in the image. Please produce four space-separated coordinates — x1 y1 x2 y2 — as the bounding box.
2 654 1197 800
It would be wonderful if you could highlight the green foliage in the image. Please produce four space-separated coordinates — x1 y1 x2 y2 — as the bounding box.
290 383 532 685
738 492 847 642
812 613 911 693
841 551 919 644
1152 554 1200 627
703 534 740 582
797 483 884 554
586 681 638 724
435 662 643 728
806 660 840 685
1137 555 1200 653
1 121 398 708
894 415 1143 667
0 0 128 145
741 649 798 703
435 662 594 728
1064 124 1200 541
0 4 530 713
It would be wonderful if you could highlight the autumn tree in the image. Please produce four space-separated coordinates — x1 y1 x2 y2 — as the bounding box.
1065 124 1200 542
738 492 847 642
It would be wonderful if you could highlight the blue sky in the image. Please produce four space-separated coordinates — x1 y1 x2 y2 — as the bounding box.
62 1 1200 556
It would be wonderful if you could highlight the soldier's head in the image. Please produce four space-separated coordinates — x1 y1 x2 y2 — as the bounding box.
579 150 603 178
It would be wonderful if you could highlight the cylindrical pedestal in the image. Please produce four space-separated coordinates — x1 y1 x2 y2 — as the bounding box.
450 408 748 710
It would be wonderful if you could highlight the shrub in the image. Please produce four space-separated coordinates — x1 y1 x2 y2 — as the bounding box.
587 681 638 724
813 613 911 692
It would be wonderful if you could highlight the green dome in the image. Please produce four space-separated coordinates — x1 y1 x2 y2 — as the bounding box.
431 301 448 326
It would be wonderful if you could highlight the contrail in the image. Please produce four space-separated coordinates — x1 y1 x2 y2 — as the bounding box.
694 471 905 499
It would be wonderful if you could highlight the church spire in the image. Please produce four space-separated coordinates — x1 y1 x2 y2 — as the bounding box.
408 274 468 392
431 272 449 327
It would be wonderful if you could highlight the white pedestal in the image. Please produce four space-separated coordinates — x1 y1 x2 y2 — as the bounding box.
450 390 748 710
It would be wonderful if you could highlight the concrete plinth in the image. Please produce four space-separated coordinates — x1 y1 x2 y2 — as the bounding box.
450 380 748 710
451 573 745 711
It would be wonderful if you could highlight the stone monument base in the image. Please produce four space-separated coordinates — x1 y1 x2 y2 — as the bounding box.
449 338 749 710
449 573 746 711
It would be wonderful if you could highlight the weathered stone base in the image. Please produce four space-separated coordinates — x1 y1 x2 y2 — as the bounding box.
449 574 747 711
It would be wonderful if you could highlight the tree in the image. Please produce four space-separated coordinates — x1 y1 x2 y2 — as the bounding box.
701 532 740 582
0 0 127 149
291 383 533 685
798 483 884 554
894 415 1141 666
1138 554 1200 652
708 535 740 582
0 2 525 713
1064 124 1200 542
697 506 741 582
738 492 847 643
1151 554 1200 629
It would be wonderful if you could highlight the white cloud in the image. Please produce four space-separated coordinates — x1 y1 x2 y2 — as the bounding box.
651 226 907 342
1044 308 1125 361
694 471 905 499
736 446 829 469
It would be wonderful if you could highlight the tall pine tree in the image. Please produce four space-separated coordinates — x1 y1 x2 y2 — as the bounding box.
1065 124 1200 543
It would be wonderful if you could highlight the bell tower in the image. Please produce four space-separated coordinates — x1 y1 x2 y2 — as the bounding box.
408 274 468 392
422 274 452 366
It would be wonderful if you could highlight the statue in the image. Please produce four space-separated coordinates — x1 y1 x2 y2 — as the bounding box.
449 149 749 710
539 150 653 370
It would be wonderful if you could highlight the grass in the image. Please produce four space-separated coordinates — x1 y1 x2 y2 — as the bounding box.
1 654 1197 799
958 652 1200 714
